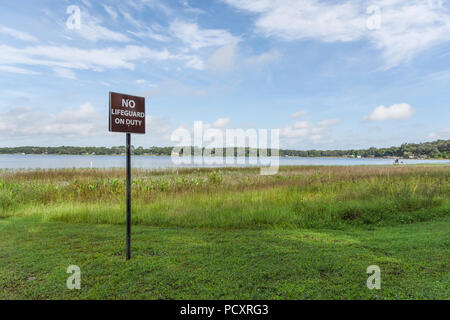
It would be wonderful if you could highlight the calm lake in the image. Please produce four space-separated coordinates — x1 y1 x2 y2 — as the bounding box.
0 154 449 170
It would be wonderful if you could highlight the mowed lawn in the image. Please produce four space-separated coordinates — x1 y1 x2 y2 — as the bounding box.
0 165 449 299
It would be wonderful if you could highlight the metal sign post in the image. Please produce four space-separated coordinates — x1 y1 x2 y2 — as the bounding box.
109 92 146 260
126 133 131 260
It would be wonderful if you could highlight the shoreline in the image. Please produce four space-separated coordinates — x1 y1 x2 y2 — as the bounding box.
0 153 448 161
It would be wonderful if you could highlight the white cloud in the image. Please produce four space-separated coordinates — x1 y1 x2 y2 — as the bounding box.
133 0 173 16
290 110 308 119
80 0 92 8
0 103 100 138
293 121 312 130
0 102 179 146
103 5 118 20
53 68 77 80
222 0 365 42
180 0 207 15
209 44 237 72
145 115 174 139
0 44 197 72
222 0 450 68
54 103 97 123
128 27 171 42
136 79 157 87
371 0 450 69
280 118 340 142
127 20 171 42
364 103 415 121
213 118 231 128
122 11 144 29
143 79 208 98
185 55 205 70
170 20 241 49
68 11 130 42
319 118 341 127
1 15 239 76
247 49 281 64
0 25 38 42
428 127 450 140
0 65 39 75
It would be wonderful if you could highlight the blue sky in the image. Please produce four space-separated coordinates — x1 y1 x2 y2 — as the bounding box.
0 0 449 149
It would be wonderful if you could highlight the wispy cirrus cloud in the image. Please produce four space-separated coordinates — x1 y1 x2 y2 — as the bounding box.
102 5 118 20
127 25 171 42
0 65 39 75
0 44 199 72
2 5 241 76
170 19 241 50
131 0 173 16
66 10 131 42
0 25 38 42
222 0 450 68
222 0 366 42
53 67 77 80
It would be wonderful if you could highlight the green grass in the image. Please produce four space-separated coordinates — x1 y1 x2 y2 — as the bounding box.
0 216 448 299
0 165 449 299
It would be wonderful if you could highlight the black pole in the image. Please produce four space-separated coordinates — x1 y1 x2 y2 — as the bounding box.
126 133 131 260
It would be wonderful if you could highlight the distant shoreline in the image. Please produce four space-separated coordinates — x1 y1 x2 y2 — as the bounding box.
0 139 448 160
1 153 448 161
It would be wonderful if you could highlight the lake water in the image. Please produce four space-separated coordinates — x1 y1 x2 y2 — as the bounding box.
0 154 449 170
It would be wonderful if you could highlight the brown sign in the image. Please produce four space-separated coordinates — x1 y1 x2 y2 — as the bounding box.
109 92 146 134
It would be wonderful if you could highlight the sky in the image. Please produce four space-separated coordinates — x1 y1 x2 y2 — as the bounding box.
0 0 449 150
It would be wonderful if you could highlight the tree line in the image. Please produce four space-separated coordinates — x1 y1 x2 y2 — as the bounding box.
0 139 448 159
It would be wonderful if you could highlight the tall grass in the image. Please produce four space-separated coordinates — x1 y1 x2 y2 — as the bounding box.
1 166 449 229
